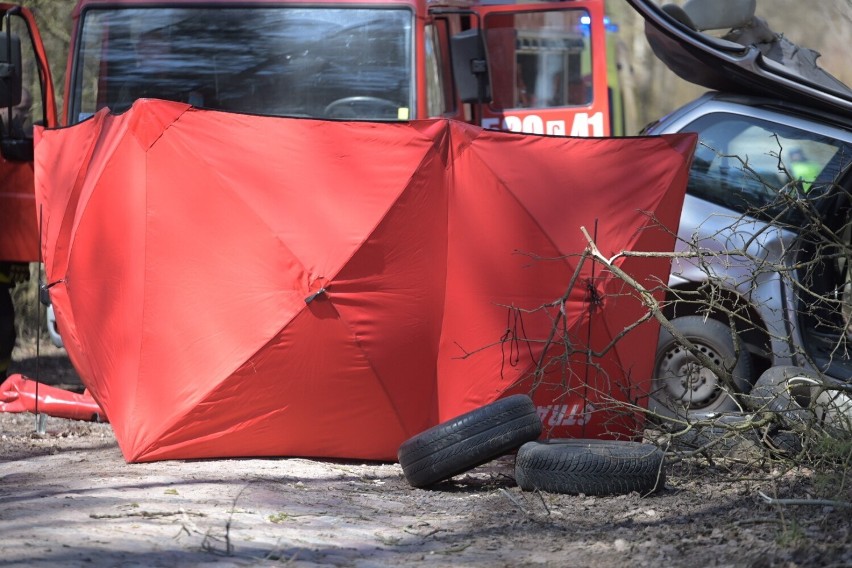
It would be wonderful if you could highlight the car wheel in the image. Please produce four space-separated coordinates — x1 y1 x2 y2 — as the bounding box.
745 365 852 437
397 394 542 488
514 439 665 496
651 316 754 421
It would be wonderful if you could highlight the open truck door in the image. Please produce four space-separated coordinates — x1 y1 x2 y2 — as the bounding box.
0 4 57 378
454 0 615 136
0 4 57 263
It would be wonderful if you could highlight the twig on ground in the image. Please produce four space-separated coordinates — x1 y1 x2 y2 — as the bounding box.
758 491 852 508
499 488 529 515
534 490 551 516
90 509 206 519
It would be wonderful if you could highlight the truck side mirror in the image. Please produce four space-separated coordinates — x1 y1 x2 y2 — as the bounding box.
451 29 491 104
0 33 22 108
0 30 32 162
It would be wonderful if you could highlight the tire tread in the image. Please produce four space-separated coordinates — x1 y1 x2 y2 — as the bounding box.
515 440 665 496
398 395 541 488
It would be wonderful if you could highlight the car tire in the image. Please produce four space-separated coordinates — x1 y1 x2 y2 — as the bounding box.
759 427 803 457
651 316 754 421
398 394 542 488
745 365 852 437
514 439 665 496
665 411 806 457
667 412 760 455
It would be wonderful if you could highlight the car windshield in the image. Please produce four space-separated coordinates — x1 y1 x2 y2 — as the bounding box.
70 6 414 124
683 112 852 226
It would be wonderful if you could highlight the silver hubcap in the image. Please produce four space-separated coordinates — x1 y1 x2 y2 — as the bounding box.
655 342 724 408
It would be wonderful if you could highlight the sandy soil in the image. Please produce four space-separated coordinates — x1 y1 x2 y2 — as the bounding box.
3 340 852 567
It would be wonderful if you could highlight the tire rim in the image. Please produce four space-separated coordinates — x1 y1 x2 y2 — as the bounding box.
654 341 725 409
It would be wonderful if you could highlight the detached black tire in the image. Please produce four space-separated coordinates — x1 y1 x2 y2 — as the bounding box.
398 394 541 488
651 316 754 421
745 366 852 437
514 439 665 496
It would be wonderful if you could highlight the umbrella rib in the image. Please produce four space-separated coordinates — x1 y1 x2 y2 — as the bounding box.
130 125 316 447
166 120 443 296
330 301 408 440
462 141 573 270
306 133 448 438
304 133 447 439
325 127 447 286
131 319 305 461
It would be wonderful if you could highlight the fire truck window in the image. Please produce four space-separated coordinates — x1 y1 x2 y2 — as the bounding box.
485 10 591 110
425 24 450 117
71 7 413 123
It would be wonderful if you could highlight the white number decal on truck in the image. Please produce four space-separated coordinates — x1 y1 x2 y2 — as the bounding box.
483 112 604 137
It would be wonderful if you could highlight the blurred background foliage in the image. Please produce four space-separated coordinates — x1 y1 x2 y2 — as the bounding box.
15 0 73 112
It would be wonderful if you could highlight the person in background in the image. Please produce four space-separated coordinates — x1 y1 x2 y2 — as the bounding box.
0 263 28 379
788 147 821 193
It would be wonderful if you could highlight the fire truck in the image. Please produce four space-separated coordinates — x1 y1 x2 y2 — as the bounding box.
2 0 621 357
60 0 619 134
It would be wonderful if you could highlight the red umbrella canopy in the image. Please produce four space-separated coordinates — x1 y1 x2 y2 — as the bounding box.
35 100 695 462
437 127 695 438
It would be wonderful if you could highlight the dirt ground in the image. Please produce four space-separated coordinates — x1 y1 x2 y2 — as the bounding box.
3 339 852 567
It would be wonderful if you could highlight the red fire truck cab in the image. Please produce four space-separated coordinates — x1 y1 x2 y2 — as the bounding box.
0 0 618 267
62 0 616 136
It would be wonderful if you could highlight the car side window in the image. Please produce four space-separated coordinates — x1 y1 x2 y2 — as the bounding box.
682 113 849 225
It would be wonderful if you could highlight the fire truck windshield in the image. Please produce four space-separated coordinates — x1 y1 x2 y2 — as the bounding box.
69 6 414 124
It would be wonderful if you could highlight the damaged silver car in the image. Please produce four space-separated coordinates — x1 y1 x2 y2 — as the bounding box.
626 0 852 419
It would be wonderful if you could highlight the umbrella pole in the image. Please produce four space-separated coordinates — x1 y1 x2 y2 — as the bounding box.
34 205 45 434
